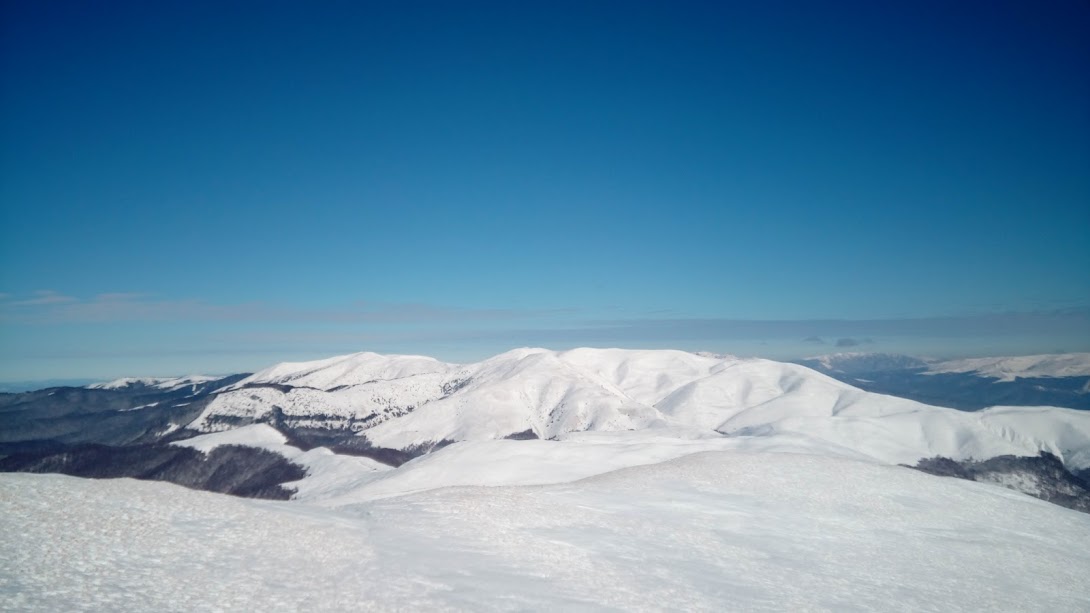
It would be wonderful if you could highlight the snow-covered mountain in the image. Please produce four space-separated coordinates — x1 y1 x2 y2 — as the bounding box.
87 374 222 391
186 348 1090 474
6 348 1090 610
798 351 1090 381
4 348 1090 511
926 353 1090 381
230 351 452 390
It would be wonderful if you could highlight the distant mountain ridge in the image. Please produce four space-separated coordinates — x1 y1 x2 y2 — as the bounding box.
794 351 1090 410
86 375 224 391
799 351 1090 380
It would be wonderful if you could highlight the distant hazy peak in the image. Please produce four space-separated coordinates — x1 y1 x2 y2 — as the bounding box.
926 353 1090 382
87 375 221 391
797 352 931 374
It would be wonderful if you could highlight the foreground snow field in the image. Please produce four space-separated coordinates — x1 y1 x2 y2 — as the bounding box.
3 451 1089 612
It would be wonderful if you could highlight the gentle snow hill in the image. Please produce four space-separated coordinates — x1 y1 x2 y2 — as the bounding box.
730 404 1090 471
309 429 880 504
4 452 1089 612
187 348 1090 476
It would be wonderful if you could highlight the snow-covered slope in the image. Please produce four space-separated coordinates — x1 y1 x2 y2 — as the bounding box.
926 353 1090 381
172 424 391 499
5 452 1089 612
87 374 221 391
185 348 1090 477
228 351 452 390
194 347 880 444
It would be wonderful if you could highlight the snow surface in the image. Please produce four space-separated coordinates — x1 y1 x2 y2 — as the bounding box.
4 452 1089 612
312 429 878 504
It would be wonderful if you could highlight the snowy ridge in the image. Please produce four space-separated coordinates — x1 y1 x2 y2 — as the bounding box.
801 351 1090 381
186 348 1090 477
926 353 1090 381
87 375 220 391
226 352 452 390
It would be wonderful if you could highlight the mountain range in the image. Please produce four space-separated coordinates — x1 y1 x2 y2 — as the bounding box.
2 348 1089 506
4 347 1090 610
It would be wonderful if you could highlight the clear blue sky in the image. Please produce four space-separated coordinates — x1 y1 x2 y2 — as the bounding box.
2 0 1088 380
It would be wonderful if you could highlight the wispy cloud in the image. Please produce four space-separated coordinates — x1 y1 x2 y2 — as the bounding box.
0 292 571 325
397 308 1090 346
575 310 1090 341
5 290 78 307
4 291 1088 365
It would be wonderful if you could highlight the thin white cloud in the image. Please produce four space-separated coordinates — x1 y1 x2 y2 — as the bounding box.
0 292 571 325
4 290 78 307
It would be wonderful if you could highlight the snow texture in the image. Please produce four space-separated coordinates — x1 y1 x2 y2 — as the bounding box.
3 451 1089 612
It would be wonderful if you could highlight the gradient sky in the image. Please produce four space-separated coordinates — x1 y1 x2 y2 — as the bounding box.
2 0 1089 381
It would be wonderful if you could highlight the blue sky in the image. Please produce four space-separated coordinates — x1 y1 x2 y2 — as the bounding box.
2 1 1088 380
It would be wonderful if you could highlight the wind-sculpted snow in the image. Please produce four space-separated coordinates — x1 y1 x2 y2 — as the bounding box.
4 452 1089 612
